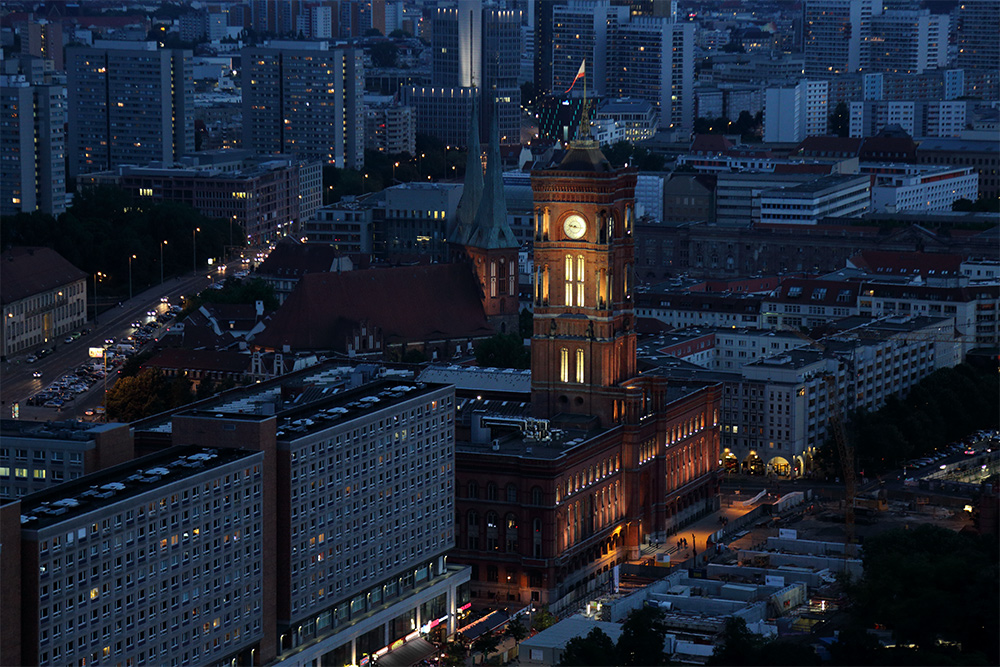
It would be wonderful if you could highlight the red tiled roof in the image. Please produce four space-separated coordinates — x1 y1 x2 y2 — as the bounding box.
254 264 493 352
769 278 861 306
0 247 87 305
793 136 863 157
143 348 250 374
848 250 963 276
690 134 735 154
257 241 355 277
859 135 917 162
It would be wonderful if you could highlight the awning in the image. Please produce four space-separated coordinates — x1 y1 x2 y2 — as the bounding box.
457 609 511 641
375 638 439 667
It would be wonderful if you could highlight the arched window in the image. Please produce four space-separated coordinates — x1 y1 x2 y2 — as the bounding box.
485 511 499 551
576 255 585 306
531 486 543 505
467 510 479 527
564 255 573 306
506 484 518 503
490 261 497 297
560 347 569 383
468 481 478 499
487 482 497 501
575 349 585 383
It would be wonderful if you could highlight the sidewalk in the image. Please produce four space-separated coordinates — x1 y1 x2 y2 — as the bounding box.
636 503 758 567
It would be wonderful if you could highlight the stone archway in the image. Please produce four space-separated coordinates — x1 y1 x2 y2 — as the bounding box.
744 452 764 475
767 456 791 476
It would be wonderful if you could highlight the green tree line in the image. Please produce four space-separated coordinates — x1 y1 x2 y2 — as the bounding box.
1 185 231 303
817 363 999 476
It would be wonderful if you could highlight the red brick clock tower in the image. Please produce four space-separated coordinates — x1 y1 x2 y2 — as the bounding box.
530 138 638 426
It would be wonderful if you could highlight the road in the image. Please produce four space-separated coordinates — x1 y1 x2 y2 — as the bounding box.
1 268 227 420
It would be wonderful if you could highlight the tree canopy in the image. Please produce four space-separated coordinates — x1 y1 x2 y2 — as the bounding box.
850 524 999 664
816 363 999 476
475 333 530 369
0 185 230 302
559 627 619 667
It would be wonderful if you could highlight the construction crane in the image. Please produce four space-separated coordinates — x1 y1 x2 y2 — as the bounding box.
820 371 856 544
827 409 855 545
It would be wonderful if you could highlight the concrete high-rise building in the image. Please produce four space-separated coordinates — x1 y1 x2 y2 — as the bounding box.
868 9 948 74
534 0 567 98
607 17 694 131
0 74 66 216
419 3 522 145
242 41 364 169
20 19 63 70
65 42 193 178
804 0 882 76
2 445 268 667
763 79 827 143
956 2 1000 71
551 1 628 97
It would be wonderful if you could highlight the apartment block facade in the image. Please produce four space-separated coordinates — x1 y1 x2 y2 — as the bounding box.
3 446 267 667
242 42 365 169
0 421 133 499
65 42 193 178
0 74 66 216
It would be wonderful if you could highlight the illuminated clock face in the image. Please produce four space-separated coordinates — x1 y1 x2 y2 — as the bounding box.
563 214 587 240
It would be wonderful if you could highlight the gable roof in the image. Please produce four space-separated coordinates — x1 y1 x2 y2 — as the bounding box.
847 250 963 277
1 247 88 305
793 136 864 158
256 240 353 277
254 264 493 352
143 349 250 374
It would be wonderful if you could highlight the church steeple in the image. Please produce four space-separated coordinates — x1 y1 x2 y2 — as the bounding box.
467 104 518 251
449 91 483 247
461 101 520 336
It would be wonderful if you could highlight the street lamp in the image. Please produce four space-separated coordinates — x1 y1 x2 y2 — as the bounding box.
93 271 106 323
192 227 201 273
128 254 136 301
363 173 368 194
392 161 399 183
160 240 168 285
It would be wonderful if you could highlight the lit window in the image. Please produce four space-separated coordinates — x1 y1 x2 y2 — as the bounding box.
560 348 569 383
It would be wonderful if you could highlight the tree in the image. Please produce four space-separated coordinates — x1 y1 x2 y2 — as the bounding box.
602 140 633 167
532 607 558 632
104 368 169 422
559 628 619 666
475 333 530 369
471 631 500 660
519 309 533 339
521 81 536 110
370 41 398 68
440 635 468 667
389 29 409 38
707 617 766 666
851 524 999 664
618 606 669 666
829 101 850 137
505 616 528 645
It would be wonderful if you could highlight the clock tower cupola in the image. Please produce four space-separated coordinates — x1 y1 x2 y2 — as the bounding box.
530 137 638 426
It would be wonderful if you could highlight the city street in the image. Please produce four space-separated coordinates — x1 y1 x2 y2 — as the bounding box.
1 267 229 421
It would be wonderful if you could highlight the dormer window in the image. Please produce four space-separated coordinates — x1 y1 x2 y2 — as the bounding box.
787 286 802 297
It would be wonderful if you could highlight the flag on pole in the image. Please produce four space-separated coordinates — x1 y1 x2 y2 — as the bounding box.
565 59 586 94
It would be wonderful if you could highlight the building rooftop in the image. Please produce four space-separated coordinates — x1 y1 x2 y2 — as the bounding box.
0 419 124 441
17 445 259 531
763 174 869 198
0 247 87 305
417 365 531 395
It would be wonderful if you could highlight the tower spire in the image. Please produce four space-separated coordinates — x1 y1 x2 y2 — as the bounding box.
449 90 483 246
467 102 518 250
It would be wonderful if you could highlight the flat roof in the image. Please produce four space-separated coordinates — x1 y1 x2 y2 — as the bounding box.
17 445 259 531
523 616 624 650
178 378 451 442
417 365 531 394
0 419 124 442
